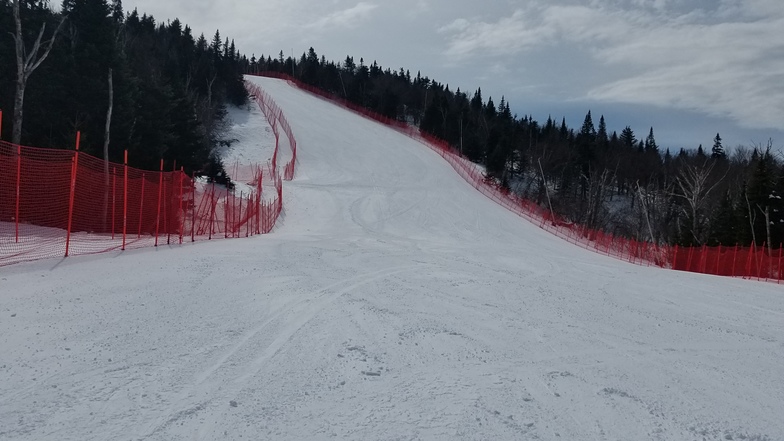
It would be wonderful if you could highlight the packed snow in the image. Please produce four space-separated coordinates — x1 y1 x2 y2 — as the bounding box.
1 76 782 441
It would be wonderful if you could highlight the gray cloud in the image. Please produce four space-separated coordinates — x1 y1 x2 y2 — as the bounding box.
122 0 783 147
439 1 784 131
305 2 379 32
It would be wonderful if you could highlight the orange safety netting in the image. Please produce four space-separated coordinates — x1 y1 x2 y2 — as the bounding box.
0 82 295 266
248 72 782 283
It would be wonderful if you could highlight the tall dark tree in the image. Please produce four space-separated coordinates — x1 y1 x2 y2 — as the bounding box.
711 133 726 160
596 115 608 149
708 191 740 246
644 127 658 153
745 144 781 250
59 0 117 156
619 126 636 149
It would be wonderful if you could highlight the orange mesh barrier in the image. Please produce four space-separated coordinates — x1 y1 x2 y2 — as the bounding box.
248 72 782 283
0 81 294 266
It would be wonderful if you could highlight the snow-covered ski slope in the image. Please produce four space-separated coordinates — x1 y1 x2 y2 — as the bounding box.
1 76 782 441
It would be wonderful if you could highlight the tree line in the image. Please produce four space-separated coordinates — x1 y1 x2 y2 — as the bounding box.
3 5 781 252
0 0 247 183
246 48 783 250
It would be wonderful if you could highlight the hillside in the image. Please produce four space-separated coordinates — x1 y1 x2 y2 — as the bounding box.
0 77 782 441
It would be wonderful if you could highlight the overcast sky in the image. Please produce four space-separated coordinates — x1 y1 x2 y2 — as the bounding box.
124 0 784 152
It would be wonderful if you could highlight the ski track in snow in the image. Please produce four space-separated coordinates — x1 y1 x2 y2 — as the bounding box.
0 76 782 440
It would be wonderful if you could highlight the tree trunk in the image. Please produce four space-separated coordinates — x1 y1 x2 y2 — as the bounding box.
11 0 66 146
764 205 772 256
637 182 656 245
12 0 26 146
12 76 25 145
745 192 757 246
103 68 114 232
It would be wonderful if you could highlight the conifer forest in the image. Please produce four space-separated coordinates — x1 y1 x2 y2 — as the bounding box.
2 1 781 249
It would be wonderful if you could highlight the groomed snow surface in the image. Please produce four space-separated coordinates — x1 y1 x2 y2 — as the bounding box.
1 76 782 441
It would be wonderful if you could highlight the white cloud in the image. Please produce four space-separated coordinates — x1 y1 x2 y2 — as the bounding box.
439 1 784 130
306 2 379 31
438 8 558 58
438 18 470 34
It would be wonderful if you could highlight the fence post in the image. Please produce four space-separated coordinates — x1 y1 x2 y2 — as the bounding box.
778 244 782 284
715 244 722 275
686 246 694 272
732 244 738 277
111 168 116 240
208 182 215 240
700 244 708 273
745 242 754 279
65 131 81 258
179 167 184 245
758 242 766 281
138 174 145 238
15 144 21 243
272 132 279 176
232 190 236 237
259 166 263 234
164 173 170 245
191 172 196 242
238 191 243 238
155 159 163 246
122 150 127 250
231 191 236 238
673 245 679 270
224 191 229 239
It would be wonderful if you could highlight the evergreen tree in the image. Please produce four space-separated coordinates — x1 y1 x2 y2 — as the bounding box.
708 191 740 246
746 146 781 248
579 110 596 139
58 0 118 156
711 133 726 160
644 127 658 153
596 115 608 149
210 30 222 55
470 88 482 112
620 126 636 149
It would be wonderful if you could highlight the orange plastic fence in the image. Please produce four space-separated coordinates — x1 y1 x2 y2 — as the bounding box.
245 81 297 181
248 72 782 283
0 82 294 266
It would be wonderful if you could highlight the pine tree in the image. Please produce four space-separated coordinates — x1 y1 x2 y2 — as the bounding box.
576 111 597 201
644 127 658 153
470 88 482 112
620 126 636 149
746 145 780 248
579 110 596 139
711 133 726 160
708 191 740 246
596 115 608 149
484 97 496 120
210 29 222 59
58 0 117 155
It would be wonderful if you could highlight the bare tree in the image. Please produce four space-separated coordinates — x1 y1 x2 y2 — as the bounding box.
582 167 613 230
636 182 654 242
102 68 113 230
10 0 66 145
672 159 726 244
